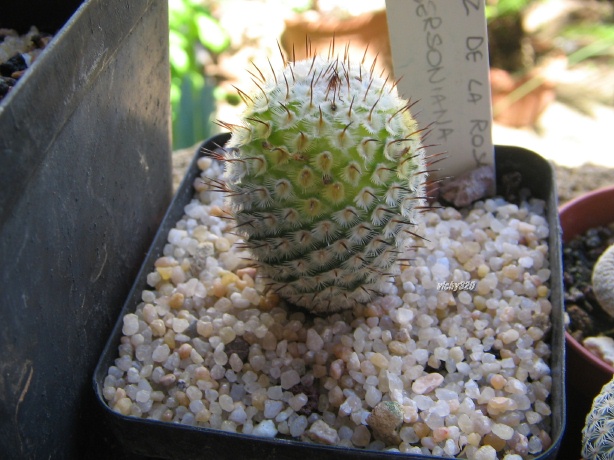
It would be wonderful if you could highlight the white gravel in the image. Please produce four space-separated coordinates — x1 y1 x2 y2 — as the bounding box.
103 156 553 459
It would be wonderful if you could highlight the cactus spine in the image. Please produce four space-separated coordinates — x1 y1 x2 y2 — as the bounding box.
212 47 431 314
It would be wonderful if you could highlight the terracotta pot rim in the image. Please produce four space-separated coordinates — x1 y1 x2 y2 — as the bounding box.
559 184 614 215
565 330 614 375
560 185 614 376
284 9 385 33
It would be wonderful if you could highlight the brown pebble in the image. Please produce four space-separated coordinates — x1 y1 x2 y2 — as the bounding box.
178 343 192 360
412 373 444 394
149 319 165 337
243 331 258 345
155 256 178 267
169 292 185 309
260 291 279 310
487 396 517 415
312 364 327 378
329 359 345 380
175 391 189 407
539 429 552 451
413 421 430 438
483 432 506 451
161 409 174 422
158 267 175 281
237 267 257 279
32 34 53 49
235 279 247 290
432 426 451 443
194 366 210 381
261 331 277 351
269 323 284 340
365 304 382 317
290 383 320 416
113 398 133 415
212 279 226 297
332 343 351 361
159 373 176 387
251 391 266 411
305 419 340 445
388 340 407 355
163 330 176 349
439 165 495 207
225 336 250 362
490 374 506 390
367 401 404 445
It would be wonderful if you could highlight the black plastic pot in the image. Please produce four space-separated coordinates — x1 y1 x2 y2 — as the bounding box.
0 1 171 458
93 134 565 460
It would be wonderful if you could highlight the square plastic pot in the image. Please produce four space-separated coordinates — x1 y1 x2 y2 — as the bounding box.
0 1 171 457
93 134 565 460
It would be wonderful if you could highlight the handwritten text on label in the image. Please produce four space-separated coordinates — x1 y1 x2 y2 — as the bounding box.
387 0 494 181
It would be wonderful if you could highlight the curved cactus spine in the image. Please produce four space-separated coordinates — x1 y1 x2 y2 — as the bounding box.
210 48 433 314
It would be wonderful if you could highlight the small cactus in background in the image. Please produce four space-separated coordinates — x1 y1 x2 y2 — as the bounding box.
582 375 614 459
209 45 437 314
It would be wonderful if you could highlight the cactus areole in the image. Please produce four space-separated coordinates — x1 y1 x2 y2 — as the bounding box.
213 51 432 313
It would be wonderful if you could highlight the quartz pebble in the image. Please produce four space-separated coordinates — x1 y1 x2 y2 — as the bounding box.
306 419 339 445
102 161 554 458
412 373 444 395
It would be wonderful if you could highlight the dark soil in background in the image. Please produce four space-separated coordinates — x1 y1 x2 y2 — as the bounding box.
564 223 614 341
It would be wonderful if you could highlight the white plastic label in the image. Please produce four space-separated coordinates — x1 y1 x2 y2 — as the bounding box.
386 0 494 181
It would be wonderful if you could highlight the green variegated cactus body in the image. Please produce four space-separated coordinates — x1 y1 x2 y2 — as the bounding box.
219 53 428 313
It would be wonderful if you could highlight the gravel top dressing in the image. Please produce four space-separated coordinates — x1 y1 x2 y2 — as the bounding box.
0 26 52 101
103 156 553 459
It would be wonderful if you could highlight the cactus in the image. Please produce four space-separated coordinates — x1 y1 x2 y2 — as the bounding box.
209 47 435 314
582 375 614 459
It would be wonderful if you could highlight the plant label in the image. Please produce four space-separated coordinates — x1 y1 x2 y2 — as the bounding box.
386 0 494 185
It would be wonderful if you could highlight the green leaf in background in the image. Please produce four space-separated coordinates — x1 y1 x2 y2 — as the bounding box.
169 30 190 75
168 0 230 150
195 8 230 54
486 0 531 20
562 24 614 57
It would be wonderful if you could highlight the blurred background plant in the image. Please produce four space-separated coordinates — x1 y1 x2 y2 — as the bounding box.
484 0 614 125
486 0 534 72
168 0 230 149
168 0 313 149
486 0 614 72
168 0 614 165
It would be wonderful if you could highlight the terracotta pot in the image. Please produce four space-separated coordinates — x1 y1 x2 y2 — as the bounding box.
561 185 614 397
281 9 392 77
490 67 555 128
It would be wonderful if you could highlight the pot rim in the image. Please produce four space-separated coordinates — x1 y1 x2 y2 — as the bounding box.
565 330 614 374
559 184 614 213
560 184 614 375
